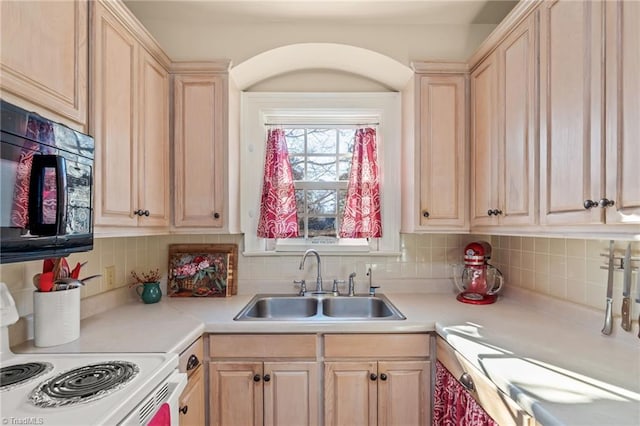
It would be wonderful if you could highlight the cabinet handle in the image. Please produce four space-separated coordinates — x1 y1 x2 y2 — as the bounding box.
253 374 261 382
599 198 615 208
263 374 271 382
380 373 387 381
213 212 220 219
422 211 430 218
186 354 199 371
370 373 378 381
583 199 598 209
460 373 474 391
179 405 188 415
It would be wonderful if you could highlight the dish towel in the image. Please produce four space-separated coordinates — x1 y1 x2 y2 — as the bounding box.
148 403 171 426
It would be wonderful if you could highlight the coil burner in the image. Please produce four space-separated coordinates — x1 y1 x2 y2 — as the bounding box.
29 361 139 407
0 362 53 391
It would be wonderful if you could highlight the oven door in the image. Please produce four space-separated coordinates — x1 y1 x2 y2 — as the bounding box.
120 370 187 426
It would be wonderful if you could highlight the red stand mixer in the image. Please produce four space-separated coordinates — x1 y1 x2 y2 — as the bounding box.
452 241 504 304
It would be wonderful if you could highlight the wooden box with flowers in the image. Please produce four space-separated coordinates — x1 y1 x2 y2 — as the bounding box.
168 244 237 297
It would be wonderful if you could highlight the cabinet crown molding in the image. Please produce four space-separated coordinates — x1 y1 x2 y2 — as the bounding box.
411 61 469 74
170 61 232 74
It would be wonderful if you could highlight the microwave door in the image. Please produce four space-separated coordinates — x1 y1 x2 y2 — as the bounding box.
28 154 67 236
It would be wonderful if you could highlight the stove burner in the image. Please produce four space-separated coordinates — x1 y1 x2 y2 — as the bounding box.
0 362 53 391
29 361 139 407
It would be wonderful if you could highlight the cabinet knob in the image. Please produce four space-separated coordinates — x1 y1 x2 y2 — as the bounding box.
380 373 387 381
487 209 494 216
134 209 143 216
599 198 615 208
179 405 188 415
422 211 430 218
186 354 199 371
460 372 474 391
143 209 150 216
253 374 261 382
583 199 598 209
263 374 271 382
213 212 221 219
494 209 503 216
370 373 378 381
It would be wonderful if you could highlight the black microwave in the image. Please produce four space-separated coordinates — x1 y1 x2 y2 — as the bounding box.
0 100 94 264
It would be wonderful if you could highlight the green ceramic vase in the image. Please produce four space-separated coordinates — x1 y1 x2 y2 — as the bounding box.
136 282 162 304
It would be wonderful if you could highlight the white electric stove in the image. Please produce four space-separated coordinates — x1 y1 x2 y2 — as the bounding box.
0 283 186 425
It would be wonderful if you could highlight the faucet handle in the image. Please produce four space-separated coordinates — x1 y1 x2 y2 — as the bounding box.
293 280 307 296
369 285 380 296
332 280 345 296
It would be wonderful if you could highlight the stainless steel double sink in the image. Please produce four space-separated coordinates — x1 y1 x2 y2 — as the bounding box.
234 293 406 321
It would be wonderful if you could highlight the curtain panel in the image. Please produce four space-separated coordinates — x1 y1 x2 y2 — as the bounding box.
256 128 299 238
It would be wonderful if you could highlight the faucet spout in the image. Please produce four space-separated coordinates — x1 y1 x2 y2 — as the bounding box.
300 249 323 293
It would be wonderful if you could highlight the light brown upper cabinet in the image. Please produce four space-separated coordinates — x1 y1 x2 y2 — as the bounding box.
407 65 468 231
91 1 170 231
539 0 605 226
0 0 88 128
173 68 228 229
471 13 537 229
604 0 640 226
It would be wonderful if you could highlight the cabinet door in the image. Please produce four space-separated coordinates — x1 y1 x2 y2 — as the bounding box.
470 53 499 227
174 75 225 228
417 75 467 229
498 14 538 226
92 2 138 227
0 0 88 126
138 50 170 227
179 366 205 426
539 0 604 226
324 361 377 426
605 0 640 225
209 362 263 426
377 361 431 426
264 362 319 426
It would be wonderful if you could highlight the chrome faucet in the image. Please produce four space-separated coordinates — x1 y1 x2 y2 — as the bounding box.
299 249 323 293
348 272 357 296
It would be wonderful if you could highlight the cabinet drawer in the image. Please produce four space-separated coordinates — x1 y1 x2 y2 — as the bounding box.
324 334 430 358
437 337 533 426
179 337 204 376
209 334 317 358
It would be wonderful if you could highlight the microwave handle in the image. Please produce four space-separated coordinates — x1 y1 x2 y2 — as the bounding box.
28 154 68 236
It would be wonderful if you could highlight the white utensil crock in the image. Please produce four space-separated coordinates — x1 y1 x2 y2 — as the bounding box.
33 287 80 347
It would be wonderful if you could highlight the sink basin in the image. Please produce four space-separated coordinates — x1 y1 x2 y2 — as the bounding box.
322 296 404 319
238 296 318 319
234 294 405 321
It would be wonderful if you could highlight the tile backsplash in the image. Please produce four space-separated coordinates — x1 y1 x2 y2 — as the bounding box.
1 233 637 344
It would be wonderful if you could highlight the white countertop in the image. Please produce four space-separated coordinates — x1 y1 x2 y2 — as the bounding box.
12 288 640 426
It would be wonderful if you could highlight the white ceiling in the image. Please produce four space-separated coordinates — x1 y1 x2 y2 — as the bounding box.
124 0 518 26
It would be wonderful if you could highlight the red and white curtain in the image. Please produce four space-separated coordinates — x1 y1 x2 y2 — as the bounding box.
257 128 299 238
339 127 382 238
433 361 498 426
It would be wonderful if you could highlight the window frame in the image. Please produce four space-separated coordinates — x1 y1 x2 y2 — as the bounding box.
241 92 401 256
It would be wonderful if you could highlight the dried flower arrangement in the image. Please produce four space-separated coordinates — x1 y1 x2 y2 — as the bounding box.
129 269 161 287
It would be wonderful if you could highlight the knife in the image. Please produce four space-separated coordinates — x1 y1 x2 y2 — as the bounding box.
621 243 631 332
602 240 614 335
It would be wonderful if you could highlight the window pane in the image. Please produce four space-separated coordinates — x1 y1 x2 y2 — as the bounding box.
307 156 336 181
307 129 336 154
308 217 335 237
295 189 305 214
290 156 305 180
339 129 355 153
285 129 305 153
297 217 305 237
307 190 336 215
338 157 351 180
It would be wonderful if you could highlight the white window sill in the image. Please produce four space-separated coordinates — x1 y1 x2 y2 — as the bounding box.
241 250 402 257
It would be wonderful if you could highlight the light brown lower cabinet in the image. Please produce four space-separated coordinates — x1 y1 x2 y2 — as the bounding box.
179 337 205 426
324 360 430 426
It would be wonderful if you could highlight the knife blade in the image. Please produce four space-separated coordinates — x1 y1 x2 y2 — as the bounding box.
621 243 631 332
602 240 614 335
